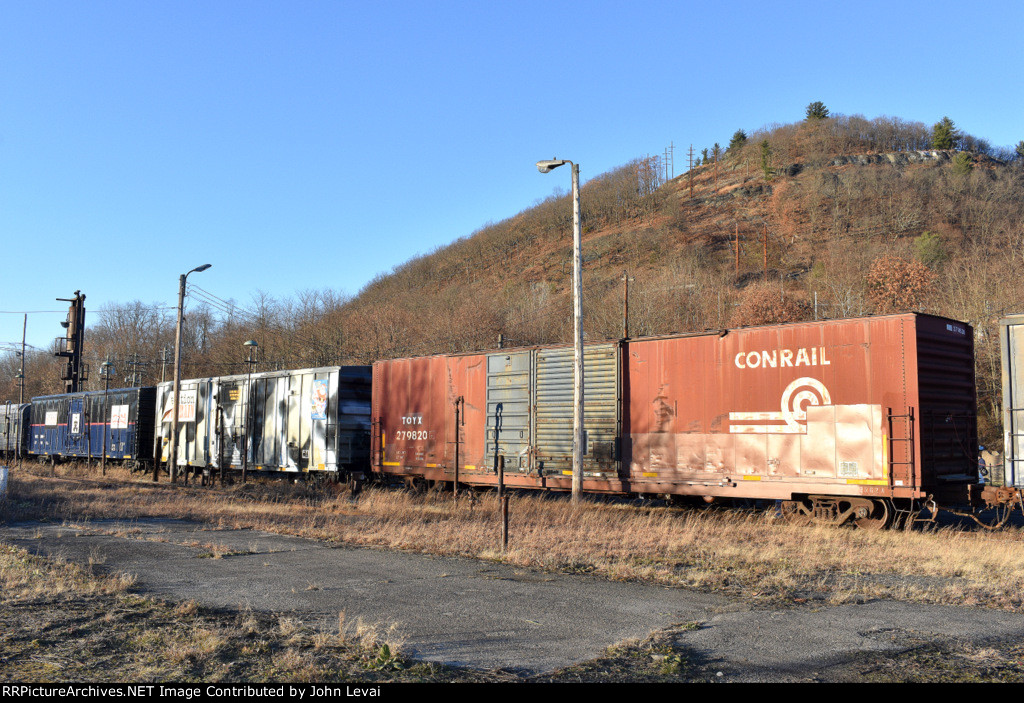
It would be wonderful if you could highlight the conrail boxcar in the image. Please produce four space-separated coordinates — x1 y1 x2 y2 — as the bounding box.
28 387 156 468
372 313 990 528
155 366 371 480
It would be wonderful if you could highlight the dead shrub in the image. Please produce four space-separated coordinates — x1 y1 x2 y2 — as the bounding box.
730 285 812 327
866 255 935 313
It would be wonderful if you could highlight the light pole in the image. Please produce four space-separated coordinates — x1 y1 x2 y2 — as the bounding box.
242 340 258 483
100 359 114 476
169 263 212 484
536 158 584 502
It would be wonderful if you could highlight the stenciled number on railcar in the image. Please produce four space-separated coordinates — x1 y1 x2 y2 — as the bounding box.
397 414 428 442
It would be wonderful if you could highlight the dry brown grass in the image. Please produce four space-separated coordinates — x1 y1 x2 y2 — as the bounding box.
7 463 1024 610
0 537 472 682
0 543 136 601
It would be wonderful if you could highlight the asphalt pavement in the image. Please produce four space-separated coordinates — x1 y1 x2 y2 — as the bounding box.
4 518 1024 681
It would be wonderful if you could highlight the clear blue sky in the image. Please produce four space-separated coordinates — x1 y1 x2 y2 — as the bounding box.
3 0 1022 353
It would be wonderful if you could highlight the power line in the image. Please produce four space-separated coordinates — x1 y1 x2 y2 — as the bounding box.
186 285 348 361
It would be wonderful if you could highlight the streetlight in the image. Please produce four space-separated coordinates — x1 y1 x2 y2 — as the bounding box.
536 158 584 502
242 340 258 483
169 263 212 484
100 359 114 476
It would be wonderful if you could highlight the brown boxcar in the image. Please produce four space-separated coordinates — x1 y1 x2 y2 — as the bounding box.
371 313 984 527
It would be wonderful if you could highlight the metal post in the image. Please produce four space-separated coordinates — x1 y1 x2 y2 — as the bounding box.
453 396 462 498
498 454 508 551
216 406 225 487
243 340 257 484
101 363 111 476
86 403 92 467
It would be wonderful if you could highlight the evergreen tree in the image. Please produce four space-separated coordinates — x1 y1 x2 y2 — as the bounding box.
1015 140 1024 161
805 101 829 120
728 129 747 152
759 140 773 179
952 151 973 175
931 116 959 150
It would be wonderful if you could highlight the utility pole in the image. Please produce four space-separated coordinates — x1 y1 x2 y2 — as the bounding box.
125 353 149 387
687 145 695 198
735 224 741 277
714 145 720 188
160 346 172 383
763 225 769 281
19 315 26 405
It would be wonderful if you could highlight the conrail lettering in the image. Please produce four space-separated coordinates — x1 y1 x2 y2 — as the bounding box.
734 347 831 370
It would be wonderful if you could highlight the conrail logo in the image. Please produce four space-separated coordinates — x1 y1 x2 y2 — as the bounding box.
734 347 831 370
729 377 832 434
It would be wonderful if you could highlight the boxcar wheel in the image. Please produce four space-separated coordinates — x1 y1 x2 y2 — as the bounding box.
853 499 892 531
780 500 813 526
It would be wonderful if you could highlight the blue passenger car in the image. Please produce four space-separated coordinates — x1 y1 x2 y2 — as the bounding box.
29 387 156 468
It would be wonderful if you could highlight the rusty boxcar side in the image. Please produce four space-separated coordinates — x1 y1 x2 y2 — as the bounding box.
371 343 624 490
371 313 982 523
623 313 977 506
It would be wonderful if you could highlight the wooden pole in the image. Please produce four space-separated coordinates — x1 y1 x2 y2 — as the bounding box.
763 225 768 281
735 224 740 277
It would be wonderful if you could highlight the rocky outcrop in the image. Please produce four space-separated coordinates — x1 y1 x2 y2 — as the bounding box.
828 150 955 167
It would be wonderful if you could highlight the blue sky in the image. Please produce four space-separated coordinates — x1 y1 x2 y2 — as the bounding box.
2 0 1022 353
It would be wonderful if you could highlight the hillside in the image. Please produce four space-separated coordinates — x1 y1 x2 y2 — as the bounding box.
4 111 1023 444
333 114 1024 444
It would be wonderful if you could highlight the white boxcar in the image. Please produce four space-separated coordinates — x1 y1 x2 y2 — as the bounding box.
155 366 371 478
